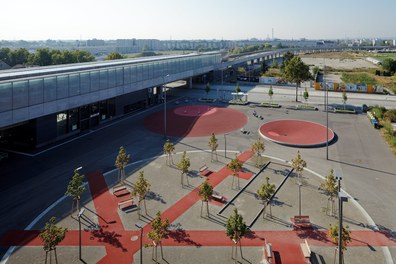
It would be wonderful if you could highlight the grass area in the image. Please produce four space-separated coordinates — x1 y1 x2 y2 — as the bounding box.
368 52 396 62
340 72 377 84
263 68 282 77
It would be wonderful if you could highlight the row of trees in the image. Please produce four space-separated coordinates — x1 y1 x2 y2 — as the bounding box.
42 141 351 262
0 47 95 67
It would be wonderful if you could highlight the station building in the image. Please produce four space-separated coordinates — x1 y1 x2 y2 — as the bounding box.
0 52 221 150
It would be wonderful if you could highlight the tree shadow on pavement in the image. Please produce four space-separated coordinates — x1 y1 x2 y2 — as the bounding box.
297 229 331 243
167 229 202 247
146 191 167 204
91 228 127 251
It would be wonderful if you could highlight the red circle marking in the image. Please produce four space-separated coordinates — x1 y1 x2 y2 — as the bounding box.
259 120 335 147
144 105 247 137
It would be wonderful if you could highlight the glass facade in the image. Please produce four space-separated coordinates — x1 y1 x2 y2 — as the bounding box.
0 53 221 115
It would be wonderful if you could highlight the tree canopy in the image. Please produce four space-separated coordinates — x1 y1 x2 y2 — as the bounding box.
115 146 130 183
65 168 85 212
147 211 169 246
208 133 219 161
39 217 67 252
291 150 307 178
105 51 125 60
282 56 311 101
225 208 247 242
328 223 352 251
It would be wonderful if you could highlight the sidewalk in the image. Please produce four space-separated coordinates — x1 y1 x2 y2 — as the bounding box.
1 150 394 264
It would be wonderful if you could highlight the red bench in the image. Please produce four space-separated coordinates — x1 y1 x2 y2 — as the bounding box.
113 186 130 197
212 194 226 203
290 216 311 229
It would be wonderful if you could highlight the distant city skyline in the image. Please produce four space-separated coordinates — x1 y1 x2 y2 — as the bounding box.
2 0 396 41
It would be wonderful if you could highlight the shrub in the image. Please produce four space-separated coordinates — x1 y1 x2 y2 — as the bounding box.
383 109 396 122
371 106 387 119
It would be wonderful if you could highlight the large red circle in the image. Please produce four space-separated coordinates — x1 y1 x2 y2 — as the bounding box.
144 105 247 137
259 119 335 147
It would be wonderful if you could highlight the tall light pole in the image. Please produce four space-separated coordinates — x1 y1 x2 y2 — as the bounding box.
298 182 302 217
163 74 170 139
78 208 85 261
135 223 143 264
324 62 329 160
338 191 348 264
224 133 228 158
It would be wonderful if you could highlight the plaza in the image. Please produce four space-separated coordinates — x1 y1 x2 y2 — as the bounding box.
1 83 396 264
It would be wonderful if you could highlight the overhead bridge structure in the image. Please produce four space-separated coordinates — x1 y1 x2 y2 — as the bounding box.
0 46 382 149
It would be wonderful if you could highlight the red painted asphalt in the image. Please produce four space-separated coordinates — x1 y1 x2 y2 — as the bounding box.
2 150 396 263
144 105 248 137
259 120 335 147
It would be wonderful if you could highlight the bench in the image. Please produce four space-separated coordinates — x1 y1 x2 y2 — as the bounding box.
113 186 130 197
212 194 226 203
300 239 311 258
263 243 273 263
290 215 311 229
118 199 137 212
200 169 213 177
199 165 208 172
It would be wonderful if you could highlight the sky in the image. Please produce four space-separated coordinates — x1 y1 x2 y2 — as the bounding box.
2 0 396 41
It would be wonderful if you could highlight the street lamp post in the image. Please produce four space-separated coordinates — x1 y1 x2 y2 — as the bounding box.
78 208 85 261
135 223 143 264
163 74 170 139
224 133 228 158
298 182 302 217
338 191 348 264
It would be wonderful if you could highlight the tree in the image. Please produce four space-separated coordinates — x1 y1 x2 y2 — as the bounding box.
282 56 312 102
10 48 29 66
65 168 85 215
271 59 279 68
147 211 169 262
235 82 241 93
0 47 11 66
115 146 130 184
227 155 243 189
383 58 396 74
342 90 348 109
39 217 67 264
205 82 211 98
312 66 320 76
268 85 274 103
176 151 190 186
208 133 219 161
291 150 307 181
251 138 265 167
280 51 295 72
28 48 52 66
105 51 125 60
303 87 309 104
225 208 247 260
319 169 338 216
198 179 213 217
131 171 151 219
257 177 276 218
163 139 175 166
328 223 352 263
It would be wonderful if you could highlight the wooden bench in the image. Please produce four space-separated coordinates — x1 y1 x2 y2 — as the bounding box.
200 169 213 177
113 186 130 197
212 194 226 203
290 215 311 229
291 215 311 229
118 199 137 212
300 239 311 258
263 242 273 263
199 165 208 172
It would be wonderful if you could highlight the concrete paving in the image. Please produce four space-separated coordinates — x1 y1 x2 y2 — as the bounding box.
1 83 396 263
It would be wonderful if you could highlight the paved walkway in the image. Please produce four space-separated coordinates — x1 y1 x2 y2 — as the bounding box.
1 149 396 264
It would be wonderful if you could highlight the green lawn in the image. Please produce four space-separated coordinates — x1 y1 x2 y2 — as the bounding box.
341 72 377 84
370 52 396 61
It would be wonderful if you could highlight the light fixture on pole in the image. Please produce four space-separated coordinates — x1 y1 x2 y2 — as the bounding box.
224 133 228 158
78 208 85 261
135 223 143 264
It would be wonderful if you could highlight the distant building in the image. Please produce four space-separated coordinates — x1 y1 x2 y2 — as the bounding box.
393 39 396 46
86 38 105 46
